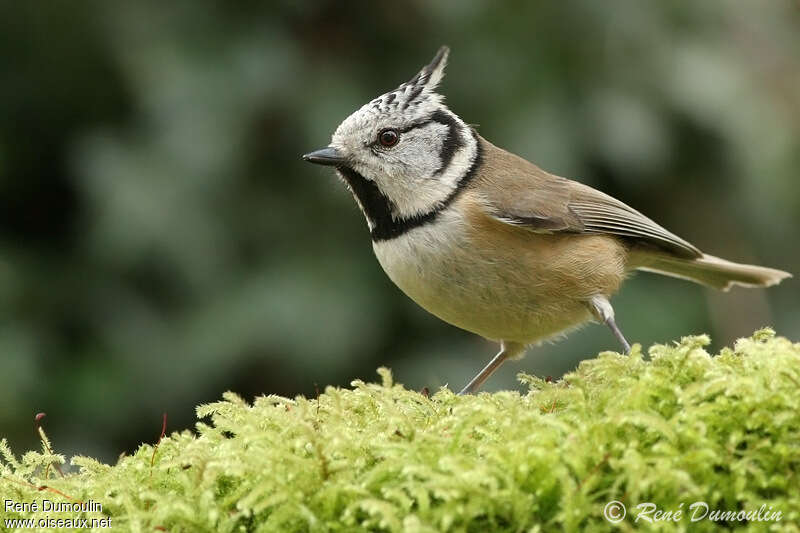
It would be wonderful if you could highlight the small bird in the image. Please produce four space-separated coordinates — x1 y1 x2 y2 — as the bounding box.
303 46 791 394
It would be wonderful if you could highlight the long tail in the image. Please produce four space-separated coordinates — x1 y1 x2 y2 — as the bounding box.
635 253 792 291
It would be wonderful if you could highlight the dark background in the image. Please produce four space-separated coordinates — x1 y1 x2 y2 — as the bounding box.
1 1 798 463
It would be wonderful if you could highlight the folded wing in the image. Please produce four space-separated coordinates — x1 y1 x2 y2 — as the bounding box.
480 157 701 259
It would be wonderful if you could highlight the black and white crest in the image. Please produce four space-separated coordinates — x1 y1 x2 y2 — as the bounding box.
328 46 481 241
368 46 450 114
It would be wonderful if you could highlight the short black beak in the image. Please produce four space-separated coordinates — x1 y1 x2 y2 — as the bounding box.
302 147 345 166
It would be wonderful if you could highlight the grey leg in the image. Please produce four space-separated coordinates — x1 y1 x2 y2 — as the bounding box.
589 295 631 354
458 341 525 395
606 317 632 354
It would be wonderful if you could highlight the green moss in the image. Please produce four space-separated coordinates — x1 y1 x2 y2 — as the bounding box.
2 329 799 532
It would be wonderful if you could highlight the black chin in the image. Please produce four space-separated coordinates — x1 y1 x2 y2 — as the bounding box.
336 166 407 241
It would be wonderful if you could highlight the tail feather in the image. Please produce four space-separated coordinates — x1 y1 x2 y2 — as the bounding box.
636 253 792 291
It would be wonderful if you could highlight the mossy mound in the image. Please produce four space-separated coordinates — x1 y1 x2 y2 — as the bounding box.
2 330 799 532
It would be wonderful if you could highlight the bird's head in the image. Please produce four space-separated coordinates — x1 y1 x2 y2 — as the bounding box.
303 46 480 240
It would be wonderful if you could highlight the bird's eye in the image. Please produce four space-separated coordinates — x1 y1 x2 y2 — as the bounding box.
378 129 399 147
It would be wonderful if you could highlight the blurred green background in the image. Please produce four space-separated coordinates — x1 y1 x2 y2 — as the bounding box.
1 1 798 463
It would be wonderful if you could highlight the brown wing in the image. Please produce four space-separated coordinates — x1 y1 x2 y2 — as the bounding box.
567 181 701 259
475 137 702 259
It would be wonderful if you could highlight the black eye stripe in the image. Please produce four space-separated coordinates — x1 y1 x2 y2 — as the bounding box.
380 111 464 174
397 110 459 135
432 112 465 175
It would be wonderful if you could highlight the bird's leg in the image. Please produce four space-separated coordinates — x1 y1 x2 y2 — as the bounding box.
458 341 524 395
606 317 632 354
589 295 631 354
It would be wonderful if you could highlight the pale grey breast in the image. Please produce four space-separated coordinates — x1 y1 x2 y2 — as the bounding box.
372 206 594 344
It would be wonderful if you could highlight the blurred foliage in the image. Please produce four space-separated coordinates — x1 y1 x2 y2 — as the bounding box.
0 1 798 462
3 331 800 531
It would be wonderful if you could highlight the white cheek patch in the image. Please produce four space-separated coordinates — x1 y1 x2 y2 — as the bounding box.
392 124 449 174
375 124 478 221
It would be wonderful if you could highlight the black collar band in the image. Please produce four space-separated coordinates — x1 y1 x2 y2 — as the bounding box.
337 130 483 242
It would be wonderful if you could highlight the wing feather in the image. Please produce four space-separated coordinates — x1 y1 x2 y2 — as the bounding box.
475 137 702 259
568 189 701 258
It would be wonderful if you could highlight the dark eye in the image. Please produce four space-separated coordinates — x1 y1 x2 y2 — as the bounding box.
378 129 399 147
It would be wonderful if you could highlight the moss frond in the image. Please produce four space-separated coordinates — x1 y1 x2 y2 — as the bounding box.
1 330 799 531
